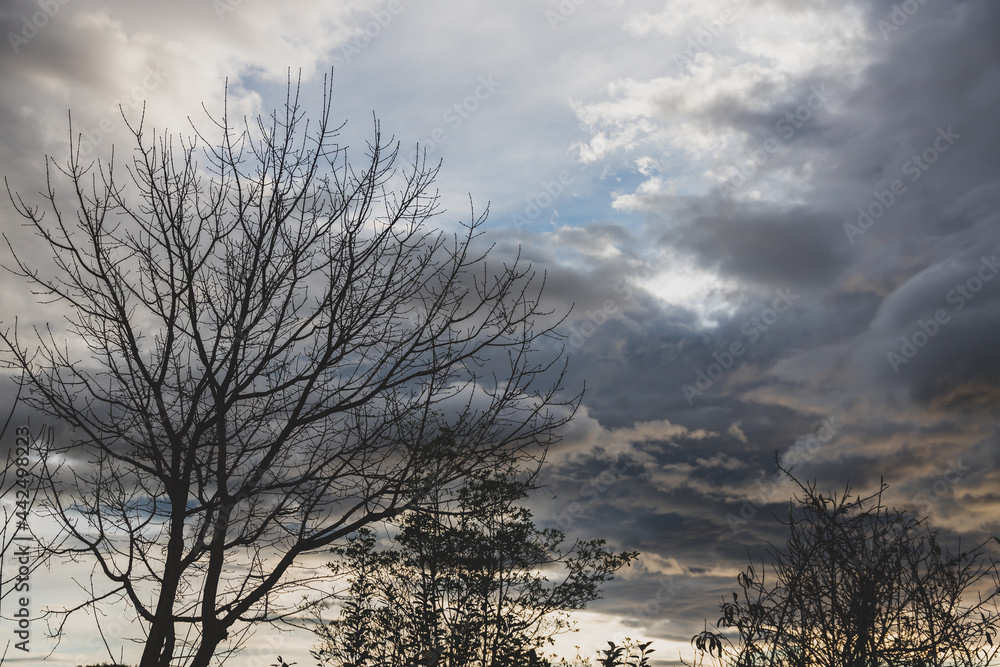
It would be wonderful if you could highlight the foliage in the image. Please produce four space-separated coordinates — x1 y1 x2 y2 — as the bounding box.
597 639 655 667
312 475 637 667
547 638 655 667
689 468 1000 667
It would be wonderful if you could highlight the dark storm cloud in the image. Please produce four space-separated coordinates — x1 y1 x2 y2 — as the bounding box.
630 0 1000 417
3 0 1000 662
827 0 1000 410
663 205 852 287
528 3 1000 651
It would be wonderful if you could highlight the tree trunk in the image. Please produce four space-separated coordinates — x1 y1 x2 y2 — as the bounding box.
139 512 186 667
187 627 226 667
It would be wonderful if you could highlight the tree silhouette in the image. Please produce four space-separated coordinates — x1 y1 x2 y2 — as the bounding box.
312 473 637 667
1 71 577 667
690 468 1000 667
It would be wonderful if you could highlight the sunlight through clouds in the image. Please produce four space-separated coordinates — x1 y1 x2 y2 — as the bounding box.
2 0 999 664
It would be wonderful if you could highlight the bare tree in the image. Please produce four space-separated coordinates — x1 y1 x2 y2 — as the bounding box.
1 72 577 667
689 468 1000 667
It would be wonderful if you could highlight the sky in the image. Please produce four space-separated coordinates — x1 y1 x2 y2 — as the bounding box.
1 0 999 665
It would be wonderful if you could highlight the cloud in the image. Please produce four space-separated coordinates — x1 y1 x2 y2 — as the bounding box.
3 0 1000 662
